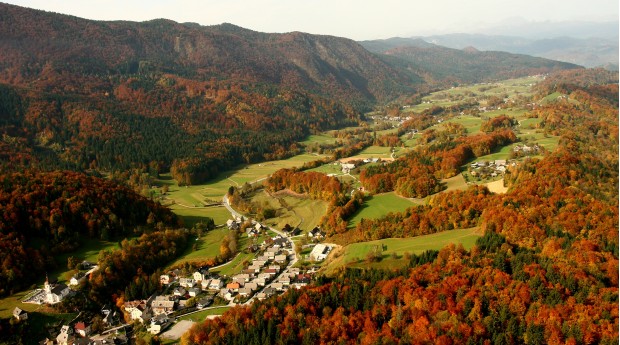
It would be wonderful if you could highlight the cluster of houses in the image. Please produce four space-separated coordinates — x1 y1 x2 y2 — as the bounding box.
513 144 541 156
120 229 316 335
469 159 515 179
26 306 124 345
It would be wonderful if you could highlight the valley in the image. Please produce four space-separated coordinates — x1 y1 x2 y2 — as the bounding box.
0 3 616 344
154 75 561 275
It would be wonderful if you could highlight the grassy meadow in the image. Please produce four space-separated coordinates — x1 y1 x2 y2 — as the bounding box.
348 193 416 227
323 228 482 274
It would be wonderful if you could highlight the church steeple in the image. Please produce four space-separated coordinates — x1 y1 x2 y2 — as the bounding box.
44 273 51 294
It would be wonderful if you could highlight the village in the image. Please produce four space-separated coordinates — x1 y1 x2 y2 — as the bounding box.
15 215 333 344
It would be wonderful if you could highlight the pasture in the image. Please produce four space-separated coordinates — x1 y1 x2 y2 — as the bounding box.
323 228 482 273
348 192 416 227
250 191 328 232
178 306 232 322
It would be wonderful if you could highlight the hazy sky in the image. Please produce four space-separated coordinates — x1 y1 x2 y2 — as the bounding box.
4 0 619 40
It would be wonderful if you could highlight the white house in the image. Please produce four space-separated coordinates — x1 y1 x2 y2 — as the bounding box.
179 278 196 288
160 274 171 285
309 244 331 261
13 307 28 321
209 279 223 290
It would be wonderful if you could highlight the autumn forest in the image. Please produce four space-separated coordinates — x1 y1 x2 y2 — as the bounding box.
0 2 617 345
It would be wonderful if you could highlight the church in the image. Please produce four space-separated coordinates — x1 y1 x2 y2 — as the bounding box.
44 275 71 304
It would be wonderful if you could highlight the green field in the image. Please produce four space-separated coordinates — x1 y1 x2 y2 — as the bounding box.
50 238 121 284
299 134 339 145
405 76 542 113
170 205 232 228
348 192 416 227
157 153 327 226
341 146 393 161
169 227 275 273
440 115 482 134
168 228 229 267
324 228 482 273
178 306 232 322
250 192 329 232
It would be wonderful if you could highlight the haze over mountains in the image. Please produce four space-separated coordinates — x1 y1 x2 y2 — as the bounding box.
361 20 619 70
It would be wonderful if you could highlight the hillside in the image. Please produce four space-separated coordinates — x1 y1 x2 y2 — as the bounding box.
360 40 581 84
182 68 619 345
363 34 619 70
0 3 418 104
0 170 177 296
0 2 581 185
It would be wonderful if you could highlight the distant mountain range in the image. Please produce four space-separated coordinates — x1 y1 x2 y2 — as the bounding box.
362 32 618 70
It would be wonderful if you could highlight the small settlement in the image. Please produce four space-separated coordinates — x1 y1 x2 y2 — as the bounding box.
19 215 333 343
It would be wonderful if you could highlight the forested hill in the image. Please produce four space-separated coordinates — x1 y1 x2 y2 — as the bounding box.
0 2 418 105
0 170 177 296
360 39 581 84
0 3 580 184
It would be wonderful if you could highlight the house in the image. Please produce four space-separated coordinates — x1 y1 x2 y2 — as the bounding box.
56 325 74 345
173 287 187 297
151 299 175 315
124 300 147 322
12 307 27 321
255 278 267 287
149 314 169 335
179 278 196 288
236 273 251 282
272 283 285 291
193 269 209 282
254 223 264 231
274 254 287 263
220 288 234 301
254 260 267 267
74 322 91 337
263 269 278 277
177 299 189 309
79 261 95 270
309 227 326 239
209 279 223 290
160 274 171 285
495 160 507 166
341 163 355 173
197 297 213 309
297 274 311 283
69 272 86 286
246 228 259 237
201 279 211 291
245 282 259 291
247 265 261 273
268 265 281 272
238 288 252 298
309 244 330 261
188 287 201 297
226 282 240 291
278 276 291 286
232 277 247 286
226 219 240 230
